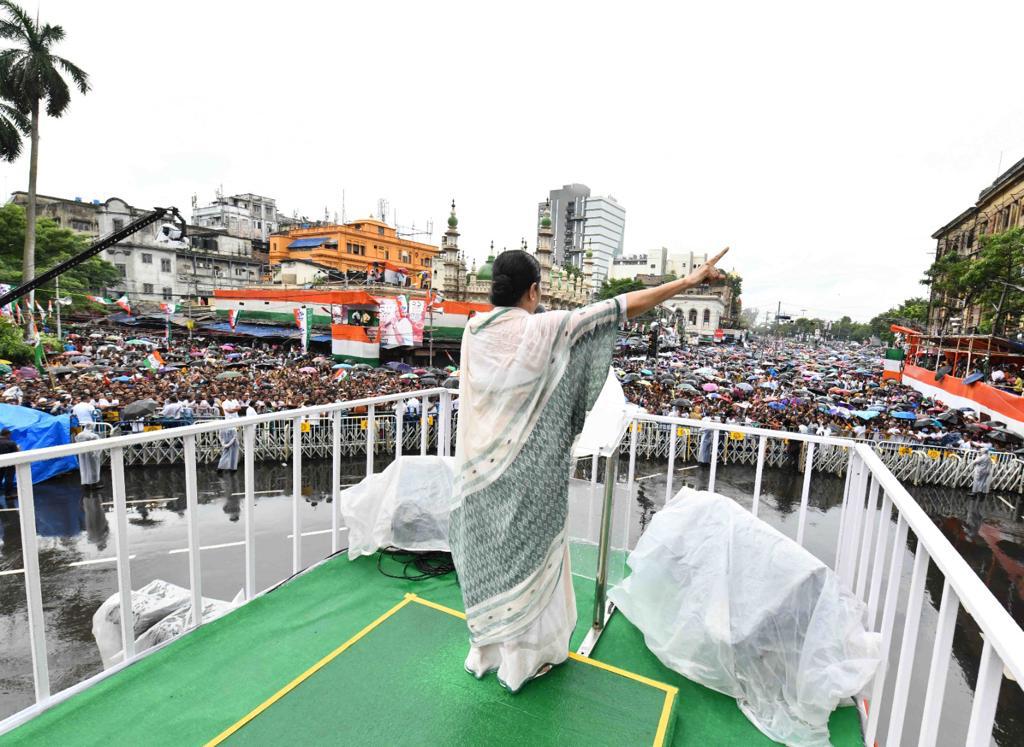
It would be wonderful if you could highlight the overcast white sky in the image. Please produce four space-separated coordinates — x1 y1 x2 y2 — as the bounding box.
3 0 1024 321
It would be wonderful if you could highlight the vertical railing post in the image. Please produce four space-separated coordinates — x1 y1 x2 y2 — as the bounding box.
15 463 49 701
965 640 1005 747
242 425 256 598
365 404 376 477
866 492 892 628
419 396 428 455
835 450 856 570
708 427 719 492
885 545 931 746
866 514 909 745
592 446 619 632
394 402 404 460
855 476 880 600
751 435 767 516
918 580 959 747
291 416 302 575
183 435 203 627
664 424 677 504
438 390 451 457
110 447 135 659
331 411 342 554
796 441 815 546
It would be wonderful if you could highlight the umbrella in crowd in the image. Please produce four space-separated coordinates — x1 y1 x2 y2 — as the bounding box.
121 399 158 419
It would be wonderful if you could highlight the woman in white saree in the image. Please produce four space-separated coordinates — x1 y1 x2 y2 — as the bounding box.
450 247 728 692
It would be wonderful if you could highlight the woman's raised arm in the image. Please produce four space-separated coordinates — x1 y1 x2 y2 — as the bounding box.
621 247 730 319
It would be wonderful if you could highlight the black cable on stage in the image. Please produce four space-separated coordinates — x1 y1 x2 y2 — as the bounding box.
376 546 455 581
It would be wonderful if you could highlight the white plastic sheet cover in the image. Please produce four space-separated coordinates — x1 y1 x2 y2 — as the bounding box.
573 369 640 458
609 488 880 747
340 455 455 559
92 579 240 668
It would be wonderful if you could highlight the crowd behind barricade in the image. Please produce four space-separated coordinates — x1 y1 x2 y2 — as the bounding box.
0 327 1020 460
0 331 451 431
613 337 1021 457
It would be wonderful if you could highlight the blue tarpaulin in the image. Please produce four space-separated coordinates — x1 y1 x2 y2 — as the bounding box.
0 404 77 484
200 322 300 339
288 237 331 249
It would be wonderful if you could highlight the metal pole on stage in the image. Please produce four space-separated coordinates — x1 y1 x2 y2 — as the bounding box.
577 445 620 657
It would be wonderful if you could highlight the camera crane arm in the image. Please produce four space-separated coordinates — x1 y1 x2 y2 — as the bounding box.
0 206 187 309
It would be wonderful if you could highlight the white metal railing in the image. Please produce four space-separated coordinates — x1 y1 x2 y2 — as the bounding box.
619 413 1024 747
3 400 1024 744
0 387 456 734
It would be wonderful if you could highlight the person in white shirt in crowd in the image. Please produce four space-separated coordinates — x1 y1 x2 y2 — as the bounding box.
72 398 99 425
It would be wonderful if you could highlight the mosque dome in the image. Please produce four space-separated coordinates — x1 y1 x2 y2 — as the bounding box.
540 214 551 229
477 254 496 281
448 213 458 228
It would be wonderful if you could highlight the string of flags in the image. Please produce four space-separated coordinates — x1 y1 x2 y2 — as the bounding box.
227 308 239 330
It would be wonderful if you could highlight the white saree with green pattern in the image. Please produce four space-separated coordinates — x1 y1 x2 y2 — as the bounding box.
449 296 626 692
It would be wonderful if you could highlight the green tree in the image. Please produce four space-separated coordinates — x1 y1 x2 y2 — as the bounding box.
0 317 31 362
867 297 928 341
0 0 90 322
596 277 646 300
0 96 26 161
0 203 120 313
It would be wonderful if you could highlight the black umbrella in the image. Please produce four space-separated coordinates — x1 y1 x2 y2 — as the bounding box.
420 377 438 387
621 373 640 384
122 399 158 419
353 363 374 371
442 377 460 388
670 398 692 407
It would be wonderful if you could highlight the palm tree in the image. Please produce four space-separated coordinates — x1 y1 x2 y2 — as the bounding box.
0 97 27 161
0 0 89 319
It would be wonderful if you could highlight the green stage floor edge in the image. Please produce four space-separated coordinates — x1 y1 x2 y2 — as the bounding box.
2 555 863 746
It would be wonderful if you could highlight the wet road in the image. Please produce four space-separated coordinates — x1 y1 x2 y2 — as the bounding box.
1 457 1022 745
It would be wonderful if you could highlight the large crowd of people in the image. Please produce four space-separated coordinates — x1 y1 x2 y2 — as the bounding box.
0 325 1020 455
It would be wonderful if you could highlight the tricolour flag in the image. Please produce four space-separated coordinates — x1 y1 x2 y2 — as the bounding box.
143 350 165 370
160 301 177 316
227 308 239 330
47 299 53 314
35 300 46 321
115 295 132 315
881 348 904 381
332 368 349 381
293 307 303 328
85 294 110 305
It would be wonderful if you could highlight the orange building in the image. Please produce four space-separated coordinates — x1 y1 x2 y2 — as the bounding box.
268 219 438 288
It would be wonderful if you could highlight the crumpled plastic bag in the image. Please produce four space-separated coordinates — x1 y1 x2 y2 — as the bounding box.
339 455 455 559
92 579 241 668
609 488 880 747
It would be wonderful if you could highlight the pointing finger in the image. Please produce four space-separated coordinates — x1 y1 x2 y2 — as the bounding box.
707 247 730 266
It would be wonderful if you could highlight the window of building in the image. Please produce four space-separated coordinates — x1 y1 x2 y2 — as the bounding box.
112 218 124 232
235 267 246 276
143 283 154 294
345 242 366 256
400 251 411 263
141 253 153 264
161 258 172 272
71 220 91 231
422 257 431 267
703 309 711 326
162 287 172 300
688 309 698 325
378 226 385 236
115 264 126 277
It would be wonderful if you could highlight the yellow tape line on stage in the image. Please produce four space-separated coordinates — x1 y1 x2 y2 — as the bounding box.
403 594 678 747
205 596 414 746
207 592 678 747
